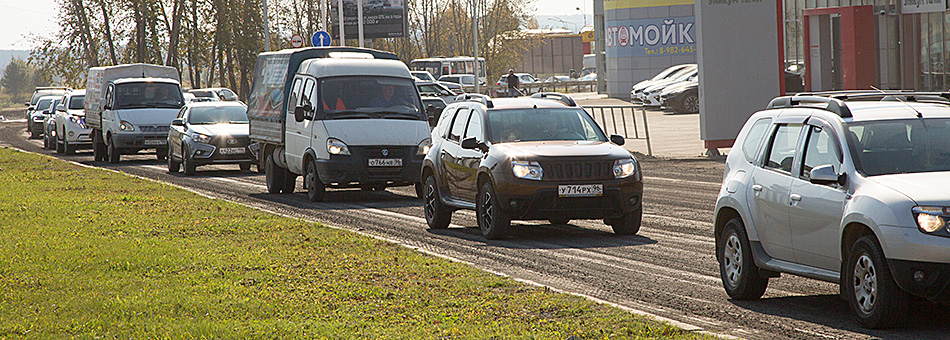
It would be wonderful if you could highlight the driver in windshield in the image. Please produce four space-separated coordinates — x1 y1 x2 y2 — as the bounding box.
151 85 179 105
370 83 409 108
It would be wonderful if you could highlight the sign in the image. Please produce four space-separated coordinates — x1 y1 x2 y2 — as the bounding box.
582 30 595 42
605 0 694 10
900 0 946 14
291 34 304 48
605 17 696 58
312 31 332 47
330 0 407 39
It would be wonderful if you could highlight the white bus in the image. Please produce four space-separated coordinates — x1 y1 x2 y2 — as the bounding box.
409 56 486 84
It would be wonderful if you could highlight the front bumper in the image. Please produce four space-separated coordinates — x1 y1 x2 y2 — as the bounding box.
188 140 254 166
315 146 423 187
493 177 643 221
888 259 950 303
64 122 93 144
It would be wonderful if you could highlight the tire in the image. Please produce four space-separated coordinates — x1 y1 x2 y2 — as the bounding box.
718 217 769 300
414 182 424 199
548 217 570 225
423 175 451 229
56 137 64 154
477 181 510 239
29 126 38 139
239 162 252 172
281 173 296 194
107 136 120 163
677 93 699 114
845 236 908 329
167 147 180 173
43 134 50 149
610 208 642 235
64 139 75 155
156 148 167 161
93 135 104 162
182 146 196 176
264 152 285 194
304 159 326 202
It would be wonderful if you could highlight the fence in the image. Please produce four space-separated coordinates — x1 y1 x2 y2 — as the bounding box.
582 105 652 157
461 80 597 96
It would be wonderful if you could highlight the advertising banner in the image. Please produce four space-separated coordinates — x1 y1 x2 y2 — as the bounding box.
900 0 946 14
605 17 696 58
330 0 407 39
605 0 695 10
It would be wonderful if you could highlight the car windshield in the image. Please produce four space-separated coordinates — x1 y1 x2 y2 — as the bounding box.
653 65 686 81
487 108 608 143
35 98 53 111
846 118 950 176
318 76 424 121
188 106 249 124
216 89 238 101
115 82 184 109
68 95 85 110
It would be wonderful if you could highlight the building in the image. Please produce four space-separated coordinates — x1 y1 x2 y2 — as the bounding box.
512 29 585 78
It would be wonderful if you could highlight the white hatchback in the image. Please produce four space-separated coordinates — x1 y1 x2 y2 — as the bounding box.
715 92 950 329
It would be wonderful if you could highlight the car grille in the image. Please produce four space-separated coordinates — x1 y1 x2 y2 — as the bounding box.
137 125 170 133
210 136 250 148
362 146 409 158
541 161 613 181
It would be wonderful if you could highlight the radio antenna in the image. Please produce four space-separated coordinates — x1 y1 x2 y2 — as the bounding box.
871 86 922 118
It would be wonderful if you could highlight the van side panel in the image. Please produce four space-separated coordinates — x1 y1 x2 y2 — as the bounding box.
84 64 180 131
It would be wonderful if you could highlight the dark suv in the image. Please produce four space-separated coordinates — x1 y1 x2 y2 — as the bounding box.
421 94 643 239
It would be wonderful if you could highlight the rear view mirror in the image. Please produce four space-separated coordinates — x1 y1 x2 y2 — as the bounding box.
24 102 30 106
809 164 846 186
294 106 306 122
610 134 625 146
171 119 185 126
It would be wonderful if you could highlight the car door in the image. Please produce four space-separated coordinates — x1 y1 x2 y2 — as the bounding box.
746 121 805 262
440 107 471 200
285 76 312 174
458 109 485 202
789 121 847 270
169 106 188 158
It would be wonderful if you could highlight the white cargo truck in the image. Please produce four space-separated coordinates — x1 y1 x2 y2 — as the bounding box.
248 47 431 201
84 63 184 163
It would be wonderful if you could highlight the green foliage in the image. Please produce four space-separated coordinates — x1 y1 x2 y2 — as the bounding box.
0 58 49 102
0 148 716 339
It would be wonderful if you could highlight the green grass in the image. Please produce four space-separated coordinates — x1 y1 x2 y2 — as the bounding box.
0 148 714 339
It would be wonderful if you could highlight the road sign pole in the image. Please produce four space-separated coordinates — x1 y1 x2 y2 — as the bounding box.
338 0 345 46
357 0 364 48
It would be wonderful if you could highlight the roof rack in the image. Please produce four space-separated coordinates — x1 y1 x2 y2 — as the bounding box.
769 90 950 118
530 92 577 106
456 93 494 108
766 96 853 118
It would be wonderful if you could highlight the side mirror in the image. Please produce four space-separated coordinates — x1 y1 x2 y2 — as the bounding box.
610 134 625 146
294 106 306 122
24 102 30 106
171 119 185 126
426 104 436 118
42 109 50 115
809 164 846 186
57 106 66 113
104 104 112 110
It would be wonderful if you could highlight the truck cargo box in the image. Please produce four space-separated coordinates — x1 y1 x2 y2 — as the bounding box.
84 64 180 130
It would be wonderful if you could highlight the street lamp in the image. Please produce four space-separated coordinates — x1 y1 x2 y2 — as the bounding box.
576 6 587 27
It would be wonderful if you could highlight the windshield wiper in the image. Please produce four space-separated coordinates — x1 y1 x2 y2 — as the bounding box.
373 111 424 120
328 110 375 119
118 104 149 109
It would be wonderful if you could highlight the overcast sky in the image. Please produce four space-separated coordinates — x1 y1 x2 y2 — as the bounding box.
0 0 593 50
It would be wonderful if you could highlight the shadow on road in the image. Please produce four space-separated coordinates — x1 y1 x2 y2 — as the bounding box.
426 222 658 250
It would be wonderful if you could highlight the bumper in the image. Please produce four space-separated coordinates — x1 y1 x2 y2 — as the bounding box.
30 119 46 133
888 259 950 303
188 141 254 166
315 147 423 187
64 124 93 144
112 133 169 150
493 178 643 220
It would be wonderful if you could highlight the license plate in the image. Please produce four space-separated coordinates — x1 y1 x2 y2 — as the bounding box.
219 147 245 155
368 158 402 167
144 139 167 146
558 184 603 197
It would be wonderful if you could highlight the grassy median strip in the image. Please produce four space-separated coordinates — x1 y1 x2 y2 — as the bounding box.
0 148 713 339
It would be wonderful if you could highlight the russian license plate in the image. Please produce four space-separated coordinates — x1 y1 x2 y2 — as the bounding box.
144 139 167 146
368 158 402 167
219 147 245 155
558 184 603 197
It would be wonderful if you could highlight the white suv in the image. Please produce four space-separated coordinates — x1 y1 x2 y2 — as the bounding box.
715 92 950 329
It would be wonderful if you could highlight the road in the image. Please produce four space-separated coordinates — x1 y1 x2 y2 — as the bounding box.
1 120 947 339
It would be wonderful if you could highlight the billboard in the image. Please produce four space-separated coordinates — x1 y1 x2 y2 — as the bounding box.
604 0 694 10
605 17 696 58
330 0 407 39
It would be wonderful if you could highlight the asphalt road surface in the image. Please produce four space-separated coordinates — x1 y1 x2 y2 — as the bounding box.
2 120 948 339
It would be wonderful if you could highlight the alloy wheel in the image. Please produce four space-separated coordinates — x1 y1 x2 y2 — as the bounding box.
852 254 878 314
723 233 743 289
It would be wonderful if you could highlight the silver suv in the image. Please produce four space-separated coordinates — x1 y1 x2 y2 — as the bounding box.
715 92 950 329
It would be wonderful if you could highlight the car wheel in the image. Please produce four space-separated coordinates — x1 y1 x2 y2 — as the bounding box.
55 136 65 154
414 182 424 199
107 136 120 163
548 217 570 225
305 159 326 202
93 136 104 161
183 146 196 176
43 134 50 149
846 236 908 329
167 147 180 173
678 93 700 114
156 147 167 161
64 139 75 155
239 162 252 172
423 175 451 229
281 172 296 194
610 208 642 235
718 217 769 300
264 152 285 194
29 126 38 139
477 181 510 239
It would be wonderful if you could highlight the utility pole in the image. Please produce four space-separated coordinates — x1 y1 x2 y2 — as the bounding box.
263 0 269 51
358 0 364 47
472 0 479 94
338 0 345 46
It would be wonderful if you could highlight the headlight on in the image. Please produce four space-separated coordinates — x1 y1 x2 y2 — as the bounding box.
119 121 135 131
613 158 638 179
913 206 949 233
194 134 212 144
327 138 351 155
69 116 86 129
416 138 431 155
511 161 542 181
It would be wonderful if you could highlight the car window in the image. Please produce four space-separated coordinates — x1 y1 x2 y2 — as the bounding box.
177 107 187 119
801 125 842 180
449 108 471 143
463 111 483 142
764 123 803 173
418 84 441 95
436 107 459 138
742 118 772 163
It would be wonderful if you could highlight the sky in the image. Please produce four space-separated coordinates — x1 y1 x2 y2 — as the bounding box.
0 0 593 50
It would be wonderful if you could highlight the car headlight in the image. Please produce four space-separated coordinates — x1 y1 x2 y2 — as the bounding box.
194 133 212 144
119 121 135 131
511 161 542 180
32 115 44 122
327 138 350 155
69 116 86 129
913 206 949 234
416 138 431 155
613 158 638 179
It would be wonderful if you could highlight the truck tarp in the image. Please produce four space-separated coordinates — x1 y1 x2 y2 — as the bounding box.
84 63 180 130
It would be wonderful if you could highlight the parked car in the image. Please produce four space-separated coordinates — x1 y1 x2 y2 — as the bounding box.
28 96 58 139
715 92 950 329
636 70 698 107
543 75 570 83
53 89 90 154
167 101 254 175
659 81 698 114
416 81 457 104
495 73 540 97
630 64 696 103
411 71 436 82
188 87 240 102
421 94 643 239
576 73 596 82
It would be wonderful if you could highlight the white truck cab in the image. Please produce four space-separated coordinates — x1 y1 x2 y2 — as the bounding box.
248 47 431 201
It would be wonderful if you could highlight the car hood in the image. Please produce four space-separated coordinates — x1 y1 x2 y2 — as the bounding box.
633 79 674 92
661 82 698 95
67 109 85 117
323 119 429 146
493 141 630 158
868 172 950 204
644 80 686 93
188 123 249 137
116 108 181 126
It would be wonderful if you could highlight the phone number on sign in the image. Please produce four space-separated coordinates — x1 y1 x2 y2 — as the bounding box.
645 45 696 55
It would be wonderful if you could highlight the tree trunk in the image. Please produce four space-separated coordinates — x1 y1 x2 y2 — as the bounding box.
134 0 146 63
166 0 184 68
98 0 118 65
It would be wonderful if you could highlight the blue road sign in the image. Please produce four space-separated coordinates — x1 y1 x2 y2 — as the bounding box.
312 31 332 47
